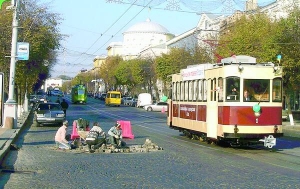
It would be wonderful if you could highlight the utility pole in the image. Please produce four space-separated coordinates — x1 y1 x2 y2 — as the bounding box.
3 0 19 128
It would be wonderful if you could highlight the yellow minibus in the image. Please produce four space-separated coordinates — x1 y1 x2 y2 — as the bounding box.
105 91 121 106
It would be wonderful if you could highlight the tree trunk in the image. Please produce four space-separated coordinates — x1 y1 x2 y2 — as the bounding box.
285 94 295 125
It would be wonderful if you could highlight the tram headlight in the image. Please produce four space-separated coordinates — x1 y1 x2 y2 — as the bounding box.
254 112 261 117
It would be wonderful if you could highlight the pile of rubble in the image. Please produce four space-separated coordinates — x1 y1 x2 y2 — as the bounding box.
53 138 163 154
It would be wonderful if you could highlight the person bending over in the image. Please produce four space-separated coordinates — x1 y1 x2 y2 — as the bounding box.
86 122 106 153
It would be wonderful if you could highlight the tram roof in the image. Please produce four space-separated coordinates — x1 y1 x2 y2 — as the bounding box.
178 55 279 81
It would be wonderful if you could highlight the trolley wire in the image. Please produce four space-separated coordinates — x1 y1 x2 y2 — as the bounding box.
68 0 140 65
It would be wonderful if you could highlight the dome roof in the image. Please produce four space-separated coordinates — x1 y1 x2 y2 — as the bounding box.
124 19 171 34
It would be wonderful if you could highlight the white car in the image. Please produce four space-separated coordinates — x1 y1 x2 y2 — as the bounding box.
144 102 168 112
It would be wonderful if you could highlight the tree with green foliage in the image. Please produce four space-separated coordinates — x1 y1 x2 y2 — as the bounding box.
71 72 93 87
155 48 193 81
0 0 62 106
99 56 122 91
216 14 280 62
276 8 300 113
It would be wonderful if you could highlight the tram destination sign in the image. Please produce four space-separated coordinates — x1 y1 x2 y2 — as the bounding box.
181 64 213 81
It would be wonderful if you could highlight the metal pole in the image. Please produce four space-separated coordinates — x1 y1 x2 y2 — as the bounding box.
3 0 19 128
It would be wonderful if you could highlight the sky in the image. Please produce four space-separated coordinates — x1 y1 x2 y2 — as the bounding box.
38 0 275 78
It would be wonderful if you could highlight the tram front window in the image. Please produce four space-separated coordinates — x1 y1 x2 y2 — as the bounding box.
226 77 240 101
243 79 270 102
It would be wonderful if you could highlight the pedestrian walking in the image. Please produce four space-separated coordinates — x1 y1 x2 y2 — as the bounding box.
60 99 69 116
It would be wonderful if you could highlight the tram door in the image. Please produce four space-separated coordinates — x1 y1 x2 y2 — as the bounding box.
207 79 218 139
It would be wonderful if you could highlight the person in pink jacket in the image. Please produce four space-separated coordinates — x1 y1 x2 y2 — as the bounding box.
55 120 71 149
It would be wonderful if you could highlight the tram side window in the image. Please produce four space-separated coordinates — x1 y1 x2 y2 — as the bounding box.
177 82 180 101
218 78 224 101
172 82 177 101
272 78 282 102
210 78 217 101
198 80 203 101
180 82 184 101
184 81 189 101
244 79 270 102
203 80 207 101
226 77 240 101
188 80 193 101
193 80 198 101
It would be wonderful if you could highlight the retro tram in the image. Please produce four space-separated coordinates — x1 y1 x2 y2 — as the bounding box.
71 84 88 104
167 55 283 148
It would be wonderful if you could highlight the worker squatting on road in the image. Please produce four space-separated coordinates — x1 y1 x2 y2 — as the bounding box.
108 122 126 148
55 120 71 150
85 122 106 153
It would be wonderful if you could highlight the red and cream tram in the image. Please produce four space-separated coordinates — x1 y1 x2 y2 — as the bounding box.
167 55 283 148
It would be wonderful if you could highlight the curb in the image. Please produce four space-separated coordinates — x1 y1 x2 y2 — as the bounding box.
283 126 300 138
0 110 31 165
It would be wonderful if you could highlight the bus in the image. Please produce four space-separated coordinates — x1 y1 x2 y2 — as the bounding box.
105 91 121 106
71 84 87 104
167 55 283 148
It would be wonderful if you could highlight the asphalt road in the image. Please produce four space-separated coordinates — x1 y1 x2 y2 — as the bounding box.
0 96 300 188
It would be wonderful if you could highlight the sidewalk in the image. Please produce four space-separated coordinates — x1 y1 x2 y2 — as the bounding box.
0 111 31 164
282 120 300 138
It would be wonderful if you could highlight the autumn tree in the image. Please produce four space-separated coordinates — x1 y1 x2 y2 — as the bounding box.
216 14 280 62
99 56 122 91
276 8 300 112
0 0 62 105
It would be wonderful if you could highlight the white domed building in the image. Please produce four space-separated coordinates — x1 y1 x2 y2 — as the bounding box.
107 19 175 60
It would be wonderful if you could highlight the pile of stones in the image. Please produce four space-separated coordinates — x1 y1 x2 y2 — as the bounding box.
54 138 163 154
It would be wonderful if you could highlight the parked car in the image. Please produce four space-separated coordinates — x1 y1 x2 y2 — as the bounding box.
144 102 168 112
30 95 47 105
123 97 133 105
128 98 137 107
99 93 106 101
57 91 64 97
30 95 38 104
34 102 66 127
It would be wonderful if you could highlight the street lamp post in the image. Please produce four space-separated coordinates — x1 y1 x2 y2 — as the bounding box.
3 0 19 128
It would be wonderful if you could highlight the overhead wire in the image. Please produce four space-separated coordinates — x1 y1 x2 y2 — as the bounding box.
69 0 140 65
57 0 277 73
91 0 155 55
